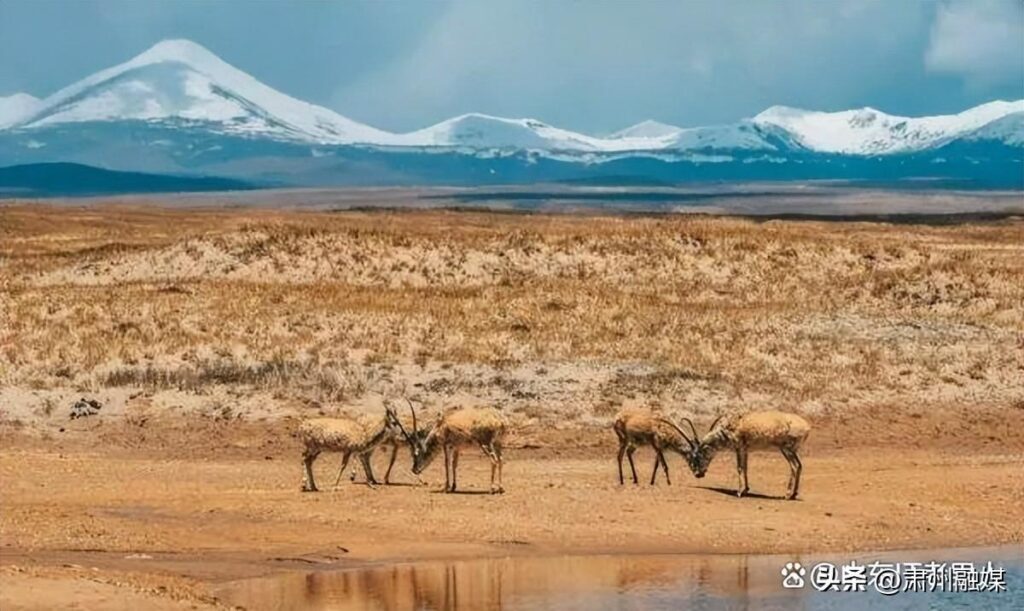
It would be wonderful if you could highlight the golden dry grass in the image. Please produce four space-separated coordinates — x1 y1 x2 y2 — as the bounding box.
2 203 1022 427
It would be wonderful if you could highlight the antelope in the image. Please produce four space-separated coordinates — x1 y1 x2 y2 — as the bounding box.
332 411 428 487
612 407 698 485
669 410 811 500
298 406 402 492
400 404 507 494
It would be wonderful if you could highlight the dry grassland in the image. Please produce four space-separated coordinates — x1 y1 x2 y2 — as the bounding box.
1 204 1022 434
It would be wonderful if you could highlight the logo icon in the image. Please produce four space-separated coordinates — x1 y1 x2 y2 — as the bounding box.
782 562 807 589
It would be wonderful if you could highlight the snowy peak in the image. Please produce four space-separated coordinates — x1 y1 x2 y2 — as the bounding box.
0 93 41 128
753 100 1024 154
611 120 682 139
397 113 565 149
752 105 814 123
15 39 391 144
663 121 796 152
131 39 230 70
394 113 672 152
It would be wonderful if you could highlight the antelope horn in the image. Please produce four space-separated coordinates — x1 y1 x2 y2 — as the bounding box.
679 417 699 443
406 398 419 437
708 414 724 434
656 418 695 449
386 404 411 442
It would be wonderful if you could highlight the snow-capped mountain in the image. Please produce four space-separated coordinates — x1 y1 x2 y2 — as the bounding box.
0 93 41 128
662 121 800 152
12 39 393 144
391 115 809 154
390 113 670 152
0 39 1020 190
3 39 1021 156
610 120 682 139
753 100 1024 155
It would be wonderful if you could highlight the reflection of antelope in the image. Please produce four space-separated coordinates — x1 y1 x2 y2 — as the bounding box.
400 404 507 494
298 406 401 492
612 407 697 485
683 411 811 500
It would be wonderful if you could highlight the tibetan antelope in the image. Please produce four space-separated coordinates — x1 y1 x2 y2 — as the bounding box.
400 404 507 494
613 407 698 485
332 409 428 487
298 406 402 492
670 410 811 500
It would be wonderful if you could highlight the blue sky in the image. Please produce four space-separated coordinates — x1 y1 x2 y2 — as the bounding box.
0 0 1021 133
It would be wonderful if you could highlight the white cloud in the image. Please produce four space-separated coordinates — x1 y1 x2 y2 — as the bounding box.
925 0 1024 87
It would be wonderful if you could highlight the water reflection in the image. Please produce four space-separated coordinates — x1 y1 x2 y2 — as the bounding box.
218 547 1022 611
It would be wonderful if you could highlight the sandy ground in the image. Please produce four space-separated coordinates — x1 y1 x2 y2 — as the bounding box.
1 200 1023 608
2 410 1023 609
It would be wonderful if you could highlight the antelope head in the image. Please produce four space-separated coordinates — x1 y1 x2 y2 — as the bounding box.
658 416 710 478
688 414 726 476
398 399 438 474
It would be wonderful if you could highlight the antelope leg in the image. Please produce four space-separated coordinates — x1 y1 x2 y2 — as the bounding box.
301 448 320 492
783 447 803 500
383 444 398 485
736 447 749 497
360 453 378 489
481 442 503 494
626 446 639 485
495 443 504 494
650 449 661 485
332 451 352 489
617 441 627 485
443 444 451 492
450 448 460 493
780 448 795 497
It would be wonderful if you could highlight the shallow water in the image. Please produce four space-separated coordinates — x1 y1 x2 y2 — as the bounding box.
217 546 1022 610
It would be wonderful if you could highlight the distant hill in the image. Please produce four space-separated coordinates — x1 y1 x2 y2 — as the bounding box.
0 162 256 197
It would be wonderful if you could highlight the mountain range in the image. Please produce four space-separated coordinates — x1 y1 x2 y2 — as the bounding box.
0 39 1021 189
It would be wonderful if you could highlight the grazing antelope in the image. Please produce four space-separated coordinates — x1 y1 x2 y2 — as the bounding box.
612 407 698 485
298 406 402 492
401 404 508 494
672 410 811 500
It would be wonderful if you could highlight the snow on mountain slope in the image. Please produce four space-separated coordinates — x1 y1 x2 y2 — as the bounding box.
0 93 41 128
663 121 795 152
392 113 671 152
953 111 1024 147
13 39 393 144
753 100 1024 154
610 120 682 139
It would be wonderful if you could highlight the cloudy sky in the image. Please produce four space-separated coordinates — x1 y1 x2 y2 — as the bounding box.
0 0 1021 133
